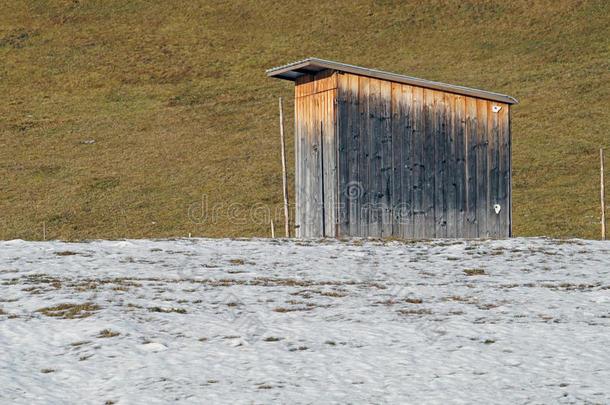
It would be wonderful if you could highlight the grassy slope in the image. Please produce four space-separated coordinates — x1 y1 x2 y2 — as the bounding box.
0 0 608 240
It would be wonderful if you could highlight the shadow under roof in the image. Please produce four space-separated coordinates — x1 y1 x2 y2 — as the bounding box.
266 58 518 105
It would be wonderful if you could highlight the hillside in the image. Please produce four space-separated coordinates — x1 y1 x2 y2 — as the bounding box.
1 0 609 240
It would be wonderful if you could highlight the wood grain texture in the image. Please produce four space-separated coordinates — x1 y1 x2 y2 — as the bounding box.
411 86 425 239
336 73 349 236
401 84 415 238
359 75 371 237
445 93 457 238
454 95 467 237
294 71 337 237
487 101 500 238
499 103 510 237
423 89 436 238
465 97 478 238
391 82 404 237
380 79 393 237
368 78 382 237
294 69 512 239
347 74 360 237
476 98 488 238
434 91 447 238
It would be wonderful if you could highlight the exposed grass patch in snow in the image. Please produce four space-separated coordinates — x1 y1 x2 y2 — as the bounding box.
35 302 101 319
97 330 120 339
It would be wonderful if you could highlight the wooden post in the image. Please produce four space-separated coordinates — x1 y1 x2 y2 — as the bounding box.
279 97 291 237
43 221 46 241
270 220 275 239
601 148 606 240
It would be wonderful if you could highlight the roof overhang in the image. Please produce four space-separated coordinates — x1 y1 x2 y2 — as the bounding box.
267 58 518 105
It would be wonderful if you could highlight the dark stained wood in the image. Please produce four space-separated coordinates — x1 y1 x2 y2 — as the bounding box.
380 80 393 237
465 97 478 238
476 99 488 237
411 86 425 238
347 74 360 236
391 82 404 237
454 95 467 237
368 78 382 237
324 82 337 237
292 68 512 239
423 89 436 238
402 84 415 238
487 101 500 238
434 91 447 238
358 76 370 237
309 90 320 237
445 93 457 238
336 73 348 236
499 103 510 237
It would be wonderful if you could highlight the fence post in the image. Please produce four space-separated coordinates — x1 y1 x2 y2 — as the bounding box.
279 97 291 237
601 148 606 240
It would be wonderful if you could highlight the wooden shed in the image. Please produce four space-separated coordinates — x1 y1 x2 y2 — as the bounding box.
267 58 518 239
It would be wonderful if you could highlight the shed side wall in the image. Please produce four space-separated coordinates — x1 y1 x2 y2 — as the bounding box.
336 72 511 238
294 71 337 237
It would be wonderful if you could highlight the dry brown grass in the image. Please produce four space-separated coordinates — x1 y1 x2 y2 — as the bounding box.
464 269 486 276
0 1 607 240
97 329 120 338
36 302 101 318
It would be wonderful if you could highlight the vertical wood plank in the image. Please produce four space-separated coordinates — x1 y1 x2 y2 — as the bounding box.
309 90 320 237
348 74 360 237
423 89 436 238
498 102 510 237
368 78 382 237
454 95 467 237
380 80 393 237
402 84 415 238
321 90 329 236
359 76 370 237
391 82 403 237
487 101 500 238
411 86 425 239
465 97 478 238
304 82 311 237
476 98 488 238
337 73 349 236
434 91 447 238
329 86 338 237
445 93 457 238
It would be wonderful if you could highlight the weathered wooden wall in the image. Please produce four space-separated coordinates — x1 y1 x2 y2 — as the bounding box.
294 70 337 237
335 72 511 238
294 69 511 238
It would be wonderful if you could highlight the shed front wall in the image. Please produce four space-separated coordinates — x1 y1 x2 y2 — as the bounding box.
294 70 338 237
335 72 511 238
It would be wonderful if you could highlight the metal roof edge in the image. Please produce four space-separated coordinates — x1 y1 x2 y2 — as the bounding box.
267 58 519 105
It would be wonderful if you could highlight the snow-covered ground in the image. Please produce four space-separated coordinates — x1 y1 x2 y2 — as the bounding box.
0 237 609 404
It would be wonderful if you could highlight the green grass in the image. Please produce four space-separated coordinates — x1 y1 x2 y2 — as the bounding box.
1 0 608 240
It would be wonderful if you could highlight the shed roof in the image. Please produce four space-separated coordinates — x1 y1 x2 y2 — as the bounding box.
267 58 518 105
